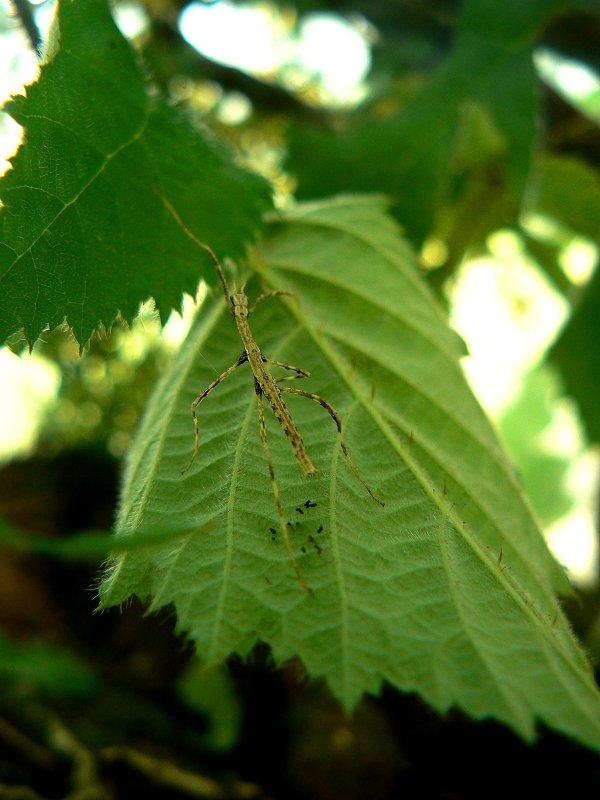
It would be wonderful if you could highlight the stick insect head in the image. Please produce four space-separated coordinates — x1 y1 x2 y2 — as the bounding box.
222 257 247 315
222 258 252 318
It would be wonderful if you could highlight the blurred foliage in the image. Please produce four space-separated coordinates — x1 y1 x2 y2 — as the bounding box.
30 311 168 459
498 368 573 528
552 266 600 441
0 632 99 698
526 154 600 242
177 663 243 752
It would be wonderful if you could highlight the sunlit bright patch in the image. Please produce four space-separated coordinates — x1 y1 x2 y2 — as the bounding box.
0 348 61 461
179 1 371 105
294 13 370 102
448 242 597 585
179 1 291 74
536 393 599 587
546 447 600 587
113 1 149 40
559 237 598 285
216 91 253 125
520 211 570 247
448 247 568 415
0 20 38 173
420 236 448 269
162 289 205 350
535 48 600 98
535 48 600 119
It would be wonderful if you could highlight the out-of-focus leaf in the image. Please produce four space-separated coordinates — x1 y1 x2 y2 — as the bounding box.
177 663 242 752
0 0 272 347
524 155 600 240
0 513 193 560
499 368 573 527
287 0 596 242
552 267 600 442
0 632 99 697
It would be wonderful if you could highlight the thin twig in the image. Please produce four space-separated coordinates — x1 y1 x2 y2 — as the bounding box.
100 746 264 799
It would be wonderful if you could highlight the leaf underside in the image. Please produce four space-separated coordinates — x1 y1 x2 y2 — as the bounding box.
0 0 271 347
100 196 600 750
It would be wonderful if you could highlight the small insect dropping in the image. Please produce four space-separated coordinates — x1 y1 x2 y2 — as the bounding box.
304 500 317 509
316 525 323 534
301 546 307 554
269 527 277 535
295 507 304 515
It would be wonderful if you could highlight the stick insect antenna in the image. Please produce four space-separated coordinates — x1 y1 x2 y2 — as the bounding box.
153 187 233 312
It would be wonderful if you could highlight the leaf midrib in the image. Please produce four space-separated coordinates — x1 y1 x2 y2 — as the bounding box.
436 522 534 732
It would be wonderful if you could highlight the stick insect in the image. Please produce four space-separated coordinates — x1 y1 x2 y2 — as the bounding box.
156 192 384 591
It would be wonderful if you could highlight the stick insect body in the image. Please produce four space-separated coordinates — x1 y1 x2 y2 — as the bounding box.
156 192 384 591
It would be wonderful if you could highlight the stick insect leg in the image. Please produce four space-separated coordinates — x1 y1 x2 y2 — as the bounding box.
280 387 385 507
261 356 310 382
255 380 312 593
248 290 295 316
181 353 248 475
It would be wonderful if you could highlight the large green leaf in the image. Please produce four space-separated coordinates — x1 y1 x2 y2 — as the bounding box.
0 0 271 347
100 196 600 749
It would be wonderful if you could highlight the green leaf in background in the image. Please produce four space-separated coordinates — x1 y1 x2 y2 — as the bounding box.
0 632 99 697
530 154 600 444
99 196 600 750
287 0 596 243
552 266 600 442
498 367 573 528
525 154 600 241
0 513 195 560
0 0 272 347
177 663 242 753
